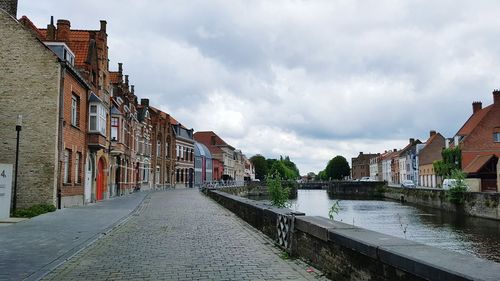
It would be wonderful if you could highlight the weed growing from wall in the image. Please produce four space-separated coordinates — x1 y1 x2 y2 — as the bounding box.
266 174 290 208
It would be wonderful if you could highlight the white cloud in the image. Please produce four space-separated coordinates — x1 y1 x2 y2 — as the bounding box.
17 0 500 173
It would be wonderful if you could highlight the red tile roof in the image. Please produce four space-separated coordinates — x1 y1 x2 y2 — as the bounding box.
456 105 493 136
463 154 496 173
18 16 45 39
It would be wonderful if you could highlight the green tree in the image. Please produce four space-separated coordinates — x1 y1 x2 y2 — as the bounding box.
250 154 268 181
325 156 350 180
433 147 462 178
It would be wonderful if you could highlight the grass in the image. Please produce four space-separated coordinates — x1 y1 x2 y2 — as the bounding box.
12 203 56 218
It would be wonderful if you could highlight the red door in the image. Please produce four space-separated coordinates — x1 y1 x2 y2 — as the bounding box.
96 158 104 201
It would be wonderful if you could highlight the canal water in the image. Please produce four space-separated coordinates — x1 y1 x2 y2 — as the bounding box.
276 189 500 263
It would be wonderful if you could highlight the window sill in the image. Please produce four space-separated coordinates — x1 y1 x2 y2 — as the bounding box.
70 124 80 131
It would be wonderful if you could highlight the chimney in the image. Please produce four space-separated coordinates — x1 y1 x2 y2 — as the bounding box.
140 98 149 107
494 89 500 105
359 152 363 155
472 101 482 114
46 16 56 40
409 138 415 144
430 130 436 137
131 85 135 94
0 0 18 18
56 19 71 41
118 63 123 74
100 20 107 33
393 149 397 152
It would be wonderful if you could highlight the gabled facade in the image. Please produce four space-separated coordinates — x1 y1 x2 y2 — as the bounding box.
418 131 445 188
109 64 140 196
172 119 195 188
455 91 500 191
137 101 153 190
381 150 397 183
1 8 58 208
22 16 112 202
398 138 421 184
150 106 175 189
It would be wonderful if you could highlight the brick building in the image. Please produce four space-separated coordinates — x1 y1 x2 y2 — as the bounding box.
417 131 445 188
172 119 195 188
351 152 377 180
455 91 500 191
194 131 236 181
0 6 93 208
20 16 113 202
149 106 175 189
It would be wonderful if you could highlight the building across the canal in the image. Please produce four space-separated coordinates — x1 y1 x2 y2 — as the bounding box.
351 152 377 180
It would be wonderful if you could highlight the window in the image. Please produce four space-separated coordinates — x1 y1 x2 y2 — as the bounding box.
75 152 81 183
71 95 79 127
165 141 169 157
157 140 161 157
156 166 160 184
111 117 119 141
494 132 500 142
63 149 71 184
89 103 107 135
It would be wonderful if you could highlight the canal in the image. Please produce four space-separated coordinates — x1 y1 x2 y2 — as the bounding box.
286 190 500 263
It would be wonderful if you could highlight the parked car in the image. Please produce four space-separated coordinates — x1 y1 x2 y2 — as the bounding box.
360 177 375 182
442 179 469 191
401 180 416 188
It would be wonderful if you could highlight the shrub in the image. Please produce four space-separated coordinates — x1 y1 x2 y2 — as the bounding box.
266 174 290 208
446 169 468 205
13 203 56 218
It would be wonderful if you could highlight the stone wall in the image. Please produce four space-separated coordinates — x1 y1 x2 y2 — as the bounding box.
207 188 500 281
0 10 61 208
384 186 500 220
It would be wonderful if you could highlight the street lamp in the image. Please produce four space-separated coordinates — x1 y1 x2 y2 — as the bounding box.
12 115 22 213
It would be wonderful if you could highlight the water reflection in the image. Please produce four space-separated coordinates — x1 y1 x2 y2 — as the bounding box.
287 190 500 263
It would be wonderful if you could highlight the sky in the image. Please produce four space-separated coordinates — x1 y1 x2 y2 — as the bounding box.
18 0 500 174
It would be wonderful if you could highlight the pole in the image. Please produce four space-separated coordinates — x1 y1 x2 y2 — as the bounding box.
13 122 21 212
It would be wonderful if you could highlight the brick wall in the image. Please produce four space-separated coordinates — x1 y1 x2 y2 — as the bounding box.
60 70 88 205
0 10 60 207
419 134 445 165
462 104 500 168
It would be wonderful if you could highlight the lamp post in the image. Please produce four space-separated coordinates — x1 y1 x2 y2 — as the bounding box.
12 115 22 213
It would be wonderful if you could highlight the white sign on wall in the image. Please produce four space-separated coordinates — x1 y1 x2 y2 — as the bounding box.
0 164 13 219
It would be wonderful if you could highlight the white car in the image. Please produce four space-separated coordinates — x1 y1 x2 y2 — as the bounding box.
360 177 375 182
401 180 416 188
442 179 469 190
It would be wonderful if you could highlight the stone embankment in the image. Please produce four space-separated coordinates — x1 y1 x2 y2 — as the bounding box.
207 187 500 281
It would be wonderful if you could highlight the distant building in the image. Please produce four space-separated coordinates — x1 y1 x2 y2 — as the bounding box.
455 91 500 192
194 131 236 181
172 119 195 188
369 154 381 180
398 138 421 183
351 152 378 180
194 142 213 187
418 131 445 188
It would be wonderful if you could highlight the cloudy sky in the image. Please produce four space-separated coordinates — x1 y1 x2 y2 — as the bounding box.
19 0 500 174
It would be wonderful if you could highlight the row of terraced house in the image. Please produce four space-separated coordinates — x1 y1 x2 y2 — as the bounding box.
352 91 500 192
0 5 254 209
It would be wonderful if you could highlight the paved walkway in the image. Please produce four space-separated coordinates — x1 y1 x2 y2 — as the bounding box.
0 191 148 281
43 189 327 281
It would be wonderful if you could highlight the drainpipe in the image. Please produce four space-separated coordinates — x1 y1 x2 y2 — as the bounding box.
56 62 66 209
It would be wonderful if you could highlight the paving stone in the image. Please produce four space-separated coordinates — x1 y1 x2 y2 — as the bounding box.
43 189 328 280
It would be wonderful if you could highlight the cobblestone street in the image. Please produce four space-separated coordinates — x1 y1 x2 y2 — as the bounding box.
44 189 327 281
